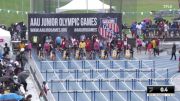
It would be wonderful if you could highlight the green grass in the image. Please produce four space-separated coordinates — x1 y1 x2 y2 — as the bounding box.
135 0 179 23
102 0 179 24
0 0 29 26
0 0 179 26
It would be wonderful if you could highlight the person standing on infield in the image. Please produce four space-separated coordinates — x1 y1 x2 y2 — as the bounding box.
170 43 176 60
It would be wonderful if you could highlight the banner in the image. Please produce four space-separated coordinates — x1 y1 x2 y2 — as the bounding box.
28 13 122 42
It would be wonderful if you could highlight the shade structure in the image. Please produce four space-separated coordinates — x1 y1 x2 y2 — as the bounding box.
56 0 114 13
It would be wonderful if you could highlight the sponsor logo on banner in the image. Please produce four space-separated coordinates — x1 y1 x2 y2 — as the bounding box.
98 18 119 39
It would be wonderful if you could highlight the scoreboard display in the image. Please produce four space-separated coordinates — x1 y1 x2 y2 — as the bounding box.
147 85 175 96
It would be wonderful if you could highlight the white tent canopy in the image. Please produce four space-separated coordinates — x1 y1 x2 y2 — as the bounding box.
0 28 11 55
0 28 11 47
56 0 113 13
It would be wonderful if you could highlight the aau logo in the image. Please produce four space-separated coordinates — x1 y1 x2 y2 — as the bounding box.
98 18 119 39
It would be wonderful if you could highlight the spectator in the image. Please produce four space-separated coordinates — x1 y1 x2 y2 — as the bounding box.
170 43 176 60
79 40 86 58
16 49 27 70
50 50 56 61
55 36 61 51
18 41 25 51
151 39 157 56
136 22 142 36
39 91 45 101
93 39 100 57
117 39 123 57
164 22 169 38
155 37 160 56
27 41 32 58
130 45 134 59
61 38 66 52
37 44 44 60
44 42 50 58
85 38 92 59
42 81 49 95
147 41 152 58
136 37 142 54
130 22 137 37
25 94 32 101
3 43 10 55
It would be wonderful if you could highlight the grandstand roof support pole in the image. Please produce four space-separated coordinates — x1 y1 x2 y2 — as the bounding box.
30 0 33 13
109 0 112 13
86 0 88 13
58 0 60 8
21 0 24 20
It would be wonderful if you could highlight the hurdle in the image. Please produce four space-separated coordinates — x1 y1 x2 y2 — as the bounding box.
41 68 158 73
48 77 171 93
52 90 147 101
106 60 155 69
41 68 152 79
48 78 171 82
52 89 177 101
41 68 169 81
40 60 155 72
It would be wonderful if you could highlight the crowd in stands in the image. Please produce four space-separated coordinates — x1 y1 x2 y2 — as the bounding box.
129 18 180 39
1 22 27 41
0 22 33 101
0 42 33 101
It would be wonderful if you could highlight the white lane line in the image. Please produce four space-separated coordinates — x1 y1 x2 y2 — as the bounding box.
134 57 179 101
45 59 74 101
31 52 57 101
91 59 145 101
109 60 160 101
84 60 127 101
56 54 92 101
